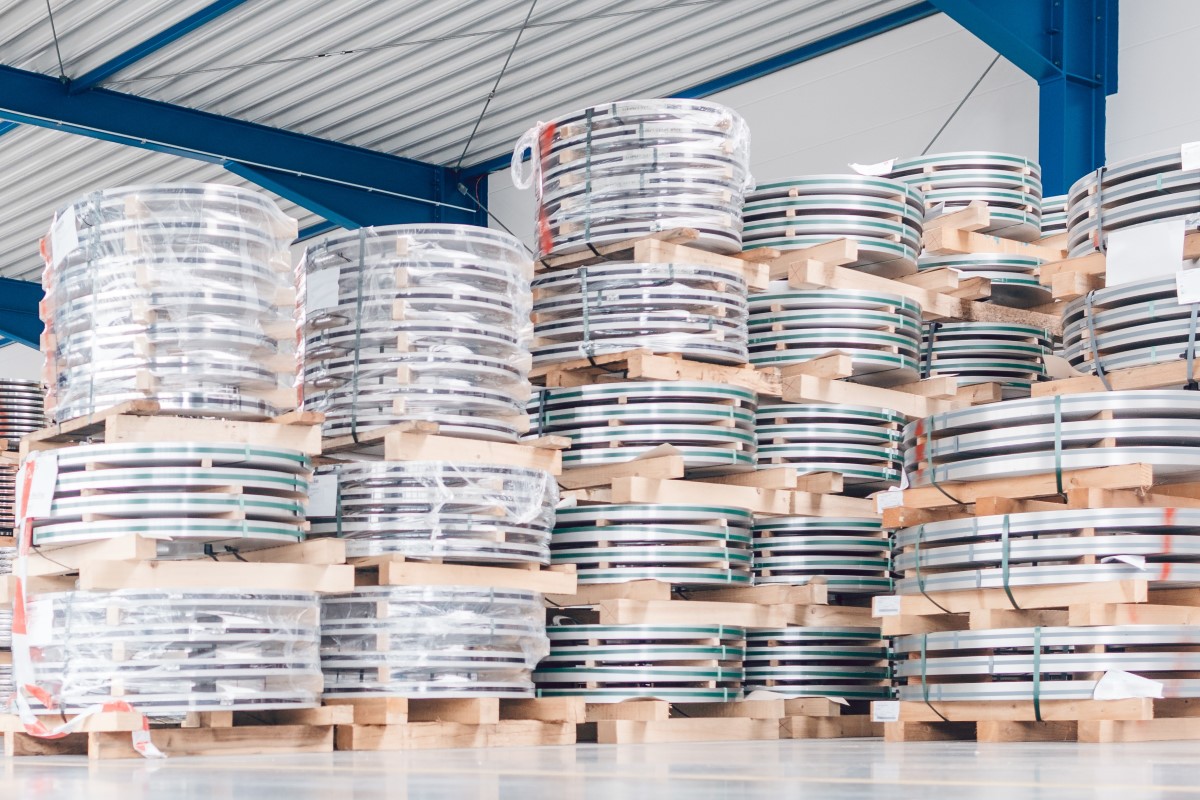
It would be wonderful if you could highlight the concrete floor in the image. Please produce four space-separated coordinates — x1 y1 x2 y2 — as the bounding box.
5 739 1200 800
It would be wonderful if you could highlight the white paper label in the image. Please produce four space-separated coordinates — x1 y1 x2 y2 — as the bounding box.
22 451 58 520
1105 219 1186 286
49 210 79 267
850 159 896 176
1182 141 1200 172
1101 554 1148 570
1177 269 1200 304
872 700 901 722
307 473 338 517
873 595 901 617
1093 670 1164 700
876 489 904 513
304 267 341 315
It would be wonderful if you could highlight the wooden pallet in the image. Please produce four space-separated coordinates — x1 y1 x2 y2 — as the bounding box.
1032 360 1200 397
328 697 582 751
533 228 770 292
1039 230 1200 303
921 203 1067 263
0 706 347 759
349 553 579 596
532 348 781 393
320 420 567 475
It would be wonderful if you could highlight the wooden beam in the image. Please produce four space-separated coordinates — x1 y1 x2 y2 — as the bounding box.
895 463 1154 509
1033 361 1192 397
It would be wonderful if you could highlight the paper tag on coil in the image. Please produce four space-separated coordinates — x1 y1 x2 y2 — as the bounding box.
1105 219 1186 286
1101 554 1147 570
304 267 341 315
1177 268 1200 304
872 595 901 617
1183 141 1200 172
307 473 338 517
850 159 896 176
1093 670 1164 700
872 701 900 722
21 451 58 520
49 210 79 267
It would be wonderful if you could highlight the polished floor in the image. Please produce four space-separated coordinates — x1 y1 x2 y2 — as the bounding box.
5 739 1200 800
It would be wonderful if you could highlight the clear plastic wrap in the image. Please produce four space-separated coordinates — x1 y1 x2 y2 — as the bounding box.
310 460 556 562
531 262 748 366
40 184 300 422
28 441 311 552
300 225 534 443
19 589 322 718
512 99 753 258
320 585 548 698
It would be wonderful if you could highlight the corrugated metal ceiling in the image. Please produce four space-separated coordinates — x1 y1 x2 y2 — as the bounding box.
0 0 924 279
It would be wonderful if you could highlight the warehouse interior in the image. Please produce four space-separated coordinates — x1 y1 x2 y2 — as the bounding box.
1 1 1199 798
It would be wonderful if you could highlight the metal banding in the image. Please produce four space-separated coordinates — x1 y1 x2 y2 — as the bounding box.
745 627 892 700
531 262 749 366
529 381 757 475
1067 148 1200 256
321 585 547 698
303 225 532 444
753 516 890 594
886 152 1043 241
903 390 1200 486
310 461 556 563
43 183 296 422
894 625 1200 702
748 285 922 384
921 321 1051 398
23 589 321 716
553 503 752 586
535 623 744 702
524 99 752 258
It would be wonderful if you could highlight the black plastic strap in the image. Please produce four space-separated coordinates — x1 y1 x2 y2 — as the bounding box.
1000 514 1021 610
1032 626 1043 722
1053 394 1064 496
1185 302 1199 390
914 524 952 613
920 321 940 380
919 634 950 722
1083 290 1113 391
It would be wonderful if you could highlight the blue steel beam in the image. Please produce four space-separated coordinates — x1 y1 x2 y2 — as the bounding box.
0 64 476 226
930 0 1118 195
462 3 939 177
0 277 45 349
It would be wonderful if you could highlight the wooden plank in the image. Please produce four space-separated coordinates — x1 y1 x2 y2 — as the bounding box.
702 468 843 493
536 228 700 271
975 720 1078 743
764 238 859 279
227 538 346 565
783 716 881 739
370 560 578 595
1068 602 1200 626
896 463 1155 509
968 608 1069 629
24 534 158 577
325 697 409 725
407 698 499 725
776 353 856 380
21 400 161 450
596 718 778 744
787 604 879 627
888 698 1153 723
788 259 962 319
88 725 332 759
1038 231 1200 282
888 376 961 399
1077 718 1200 743
334 720 574 751
789 490 880 518
1033 361 1192 397
881 612 968 638
883 721 975 742
873 579 1148 617
633 239 770 291
0 712 146 734
500 698 587 724
624 352 781 395
546 580 673 605
922 226 1066 261
384 432 562 475
781 373 944 420
586 700 670 722
101 414 321 455
555 455 686 490
682 700 785 720
954 299 1062 336
78 560 354 593
923 201 992 233
783 697 845 717
1068 486 1200 510
693 583 829 606
603 476 794 515
596 598 789 627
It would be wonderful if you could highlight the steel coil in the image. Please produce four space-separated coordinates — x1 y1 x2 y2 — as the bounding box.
753 516 891 594
310 461 556 563
894 625 1200 702
0 380 45 530
535 623 744 702
918 252 1050 307
745 627 892 701
921 321 1051 398
321 585 547 698
903 390 1200 486
887 152 1043 241
42 184 297 422
531 262 749 366
1041 193 1067 236
302 225 532 443
743 175 924 277
22 589 321 716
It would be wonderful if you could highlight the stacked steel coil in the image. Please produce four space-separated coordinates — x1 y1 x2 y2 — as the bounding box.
552 503 753 585
917 253 1050 307
0 381 46 530
893 507 1200 594
744 627 892 701
535 623 745 702
1067 148 1200 256
903 390 1200 487
748 286 922 384
528 381 756 474
40 184 298 423
887 151 1042 241
531 262 749 366
1041 193 1068 236
755 403 904 493
894 626 1200 702
742 175 925 277
22 589 321 715
1063 277 1200 378
309 461 556 562
920 321 1051 398
302 225 532 443
27 441 310 553
513 99 753 258
321 586 548 698
753 516 891 594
